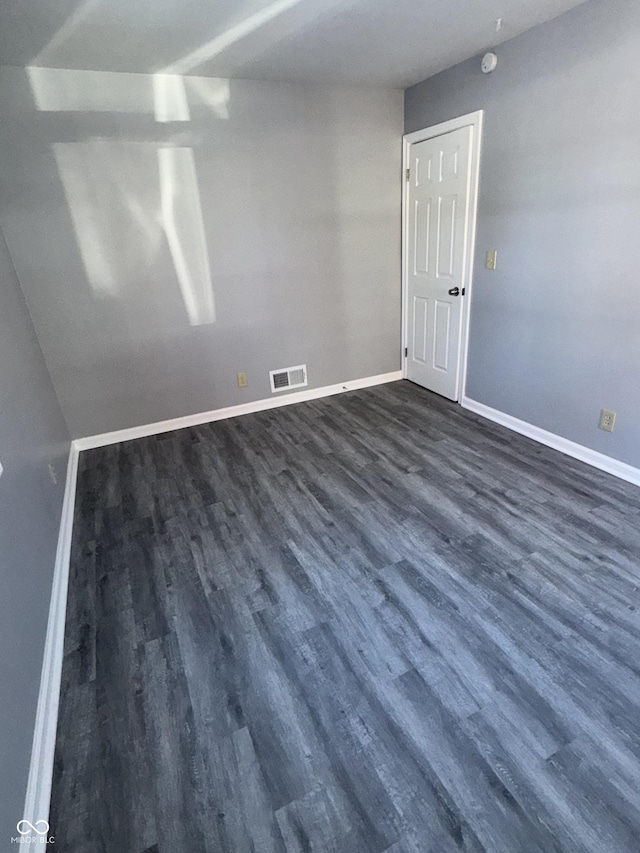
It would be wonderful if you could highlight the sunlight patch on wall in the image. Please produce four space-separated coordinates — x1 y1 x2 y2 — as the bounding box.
28 66 155 113
185 77 230 120
53 141 164 297
28 66 217 326
28 66 190 122
27 66 229 123
153 73 190 122
158 147 215 326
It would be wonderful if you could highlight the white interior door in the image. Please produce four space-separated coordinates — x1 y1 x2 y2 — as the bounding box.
405 125 473 401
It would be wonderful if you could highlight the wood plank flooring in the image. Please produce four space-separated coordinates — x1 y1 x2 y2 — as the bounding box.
49 381 640 852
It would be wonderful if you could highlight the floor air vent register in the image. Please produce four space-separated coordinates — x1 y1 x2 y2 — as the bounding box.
269 364 307 393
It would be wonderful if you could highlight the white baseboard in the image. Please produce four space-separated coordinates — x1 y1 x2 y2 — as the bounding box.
23 443 80 829
461 396 640 488
75 371 404 451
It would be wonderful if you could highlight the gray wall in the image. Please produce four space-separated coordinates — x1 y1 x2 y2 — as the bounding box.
0 227 70 846
0 69 403 438
406 0 640 469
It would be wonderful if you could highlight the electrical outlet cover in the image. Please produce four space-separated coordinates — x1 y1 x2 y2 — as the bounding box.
599 409 616 432
486 250 498 270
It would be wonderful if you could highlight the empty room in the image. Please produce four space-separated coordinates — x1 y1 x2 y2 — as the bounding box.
2 0 640 849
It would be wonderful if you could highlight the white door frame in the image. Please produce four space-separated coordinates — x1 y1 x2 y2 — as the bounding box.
401 110 483 402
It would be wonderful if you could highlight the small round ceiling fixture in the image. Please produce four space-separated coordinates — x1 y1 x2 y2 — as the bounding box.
481 52 498 74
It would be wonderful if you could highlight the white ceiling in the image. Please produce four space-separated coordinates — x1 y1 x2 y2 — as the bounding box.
0 0 588 87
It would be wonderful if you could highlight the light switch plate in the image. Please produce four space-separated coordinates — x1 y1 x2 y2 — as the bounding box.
486 250 498 270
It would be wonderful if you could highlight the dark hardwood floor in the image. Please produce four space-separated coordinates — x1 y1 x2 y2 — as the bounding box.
50 380 640 852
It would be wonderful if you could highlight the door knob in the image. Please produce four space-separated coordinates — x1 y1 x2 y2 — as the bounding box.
448 287 460 296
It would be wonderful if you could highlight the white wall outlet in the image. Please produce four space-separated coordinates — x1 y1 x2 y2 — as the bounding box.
237 372 248 388
599 409 616 432
486 250 498 270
